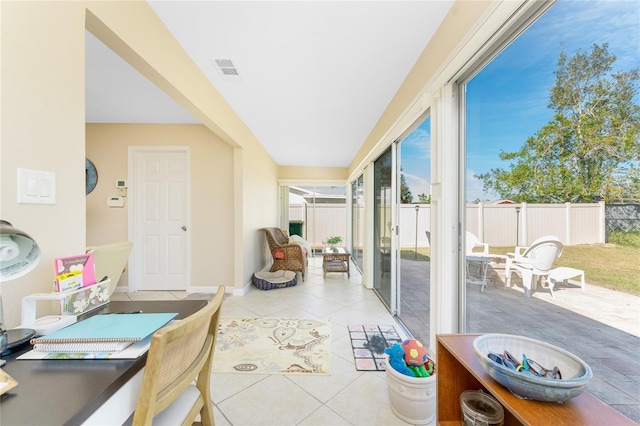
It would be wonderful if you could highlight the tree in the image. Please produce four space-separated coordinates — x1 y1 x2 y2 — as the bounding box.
400 172 413 203
417 193 431 204
478 44 640 203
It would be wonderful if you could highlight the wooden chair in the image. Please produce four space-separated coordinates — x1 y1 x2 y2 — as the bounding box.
262 227 307 281
131 287 225 426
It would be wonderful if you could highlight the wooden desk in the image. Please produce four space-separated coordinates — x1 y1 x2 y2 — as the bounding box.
436 334 635 425
322 247 351 278
0 299 207 426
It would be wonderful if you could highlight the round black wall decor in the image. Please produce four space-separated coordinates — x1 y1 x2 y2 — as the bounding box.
86 158 98 195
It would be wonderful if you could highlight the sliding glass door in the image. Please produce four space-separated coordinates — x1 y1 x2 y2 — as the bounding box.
351 175 364 272
373 146 397 312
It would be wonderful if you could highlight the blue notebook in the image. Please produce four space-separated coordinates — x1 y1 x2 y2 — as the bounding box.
30 313 177 352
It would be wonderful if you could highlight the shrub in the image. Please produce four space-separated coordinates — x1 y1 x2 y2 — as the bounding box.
609 231 640 248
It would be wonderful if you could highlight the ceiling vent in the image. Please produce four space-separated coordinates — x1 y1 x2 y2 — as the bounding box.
212 58 240 77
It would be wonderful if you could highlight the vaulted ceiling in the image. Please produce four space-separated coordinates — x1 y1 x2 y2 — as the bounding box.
85 1 453 168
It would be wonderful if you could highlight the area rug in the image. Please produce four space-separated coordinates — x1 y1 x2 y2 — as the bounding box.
211 317 331 375
348 324 402 371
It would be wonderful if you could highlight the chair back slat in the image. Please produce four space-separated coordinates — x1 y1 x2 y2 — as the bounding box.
156 321 210 394
526 241 563 273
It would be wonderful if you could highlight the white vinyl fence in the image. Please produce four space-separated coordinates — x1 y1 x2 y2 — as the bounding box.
290 202 606 248
289 203 347 248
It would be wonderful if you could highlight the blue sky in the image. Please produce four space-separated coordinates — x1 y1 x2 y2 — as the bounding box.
401 0 640 202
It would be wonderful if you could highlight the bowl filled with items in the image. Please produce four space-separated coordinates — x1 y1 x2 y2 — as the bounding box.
473 333 592 402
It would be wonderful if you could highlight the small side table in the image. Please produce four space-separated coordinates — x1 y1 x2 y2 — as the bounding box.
322 247 351 278
465 256 492 291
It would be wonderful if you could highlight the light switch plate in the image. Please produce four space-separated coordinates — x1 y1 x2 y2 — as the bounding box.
17 168 56 204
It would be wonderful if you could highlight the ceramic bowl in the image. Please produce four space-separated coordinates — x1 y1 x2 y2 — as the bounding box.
473 334 592 402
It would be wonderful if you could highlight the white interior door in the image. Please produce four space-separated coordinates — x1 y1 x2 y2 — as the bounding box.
130 147 189 291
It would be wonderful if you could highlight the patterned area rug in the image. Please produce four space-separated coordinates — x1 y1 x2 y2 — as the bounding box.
348 324 402 371
211 317 331 375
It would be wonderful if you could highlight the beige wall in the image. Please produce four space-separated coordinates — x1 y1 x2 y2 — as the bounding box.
86 124 235 290
279 166 348 181
1 1 87 327
0 1 279 326
84 1 282 293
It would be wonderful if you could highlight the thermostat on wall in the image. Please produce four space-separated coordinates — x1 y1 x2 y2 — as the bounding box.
116 179 127 189
107 196 125 207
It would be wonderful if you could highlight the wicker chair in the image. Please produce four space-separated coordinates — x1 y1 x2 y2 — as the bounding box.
262 227 307 281
131 287 224 425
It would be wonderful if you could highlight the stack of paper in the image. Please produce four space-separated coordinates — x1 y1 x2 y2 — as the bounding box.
18 312 177 360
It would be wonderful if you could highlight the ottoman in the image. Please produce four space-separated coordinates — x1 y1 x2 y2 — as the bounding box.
252 270 297 291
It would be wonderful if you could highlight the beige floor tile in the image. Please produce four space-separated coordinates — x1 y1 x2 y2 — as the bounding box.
330 321 351 342
227 294 297 317
287 354 363 402
332 334 357 364
328 306 387 327
211 373 270 403
298 406 352 426
326 373 410 426
268 306 326 319
109 292 131 301
213 405 232 425
297 298 347 317
217 375 322 425
219 299 264 318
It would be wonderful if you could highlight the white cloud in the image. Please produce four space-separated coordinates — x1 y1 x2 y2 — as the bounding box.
401 127 431 159
403 171 430 201
467 169 498 202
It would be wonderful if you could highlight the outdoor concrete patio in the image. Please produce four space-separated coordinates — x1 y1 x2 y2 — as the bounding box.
398 258 640 423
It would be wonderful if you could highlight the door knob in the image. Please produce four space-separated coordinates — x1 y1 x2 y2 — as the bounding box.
181 225 187 231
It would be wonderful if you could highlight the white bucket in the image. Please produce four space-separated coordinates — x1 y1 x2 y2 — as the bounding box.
385 355 436 425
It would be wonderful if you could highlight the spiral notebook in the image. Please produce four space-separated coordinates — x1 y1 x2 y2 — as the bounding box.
24 312 177 355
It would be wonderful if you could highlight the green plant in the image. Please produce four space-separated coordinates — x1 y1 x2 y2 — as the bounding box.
609 231 640 248
323 236 343 246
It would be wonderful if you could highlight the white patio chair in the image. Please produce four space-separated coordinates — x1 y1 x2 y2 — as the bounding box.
466 232 489 256
504 236 563 297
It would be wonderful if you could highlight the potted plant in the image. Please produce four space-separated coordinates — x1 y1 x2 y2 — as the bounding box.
323 236 343 248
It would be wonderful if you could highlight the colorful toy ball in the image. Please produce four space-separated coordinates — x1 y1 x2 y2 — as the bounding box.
401 339 427 366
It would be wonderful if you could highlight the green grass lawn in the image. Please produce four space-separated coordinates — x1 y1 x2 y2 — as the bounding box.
400 232 640 295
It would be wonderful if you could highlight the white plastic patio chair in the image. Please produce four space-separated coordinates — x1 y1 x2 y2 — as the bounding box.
504 236 563 297
466 232 489 256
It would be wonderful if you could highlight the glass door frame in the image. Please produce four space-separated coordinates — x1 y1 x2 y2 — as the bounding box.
372 143 400 315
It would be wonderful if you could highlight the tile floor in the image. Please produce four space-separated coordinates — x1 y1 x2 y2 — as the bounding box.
113 254 640 424
112 257 422 426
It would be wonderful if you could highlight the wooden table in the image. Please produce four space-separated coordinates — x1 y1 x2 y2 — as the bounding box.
322 246 351 278
436 334 636 425
0 299 207 426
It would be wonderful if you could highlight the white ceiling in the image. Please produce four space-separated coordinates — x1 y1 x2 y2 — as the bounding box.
85 1 453 168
